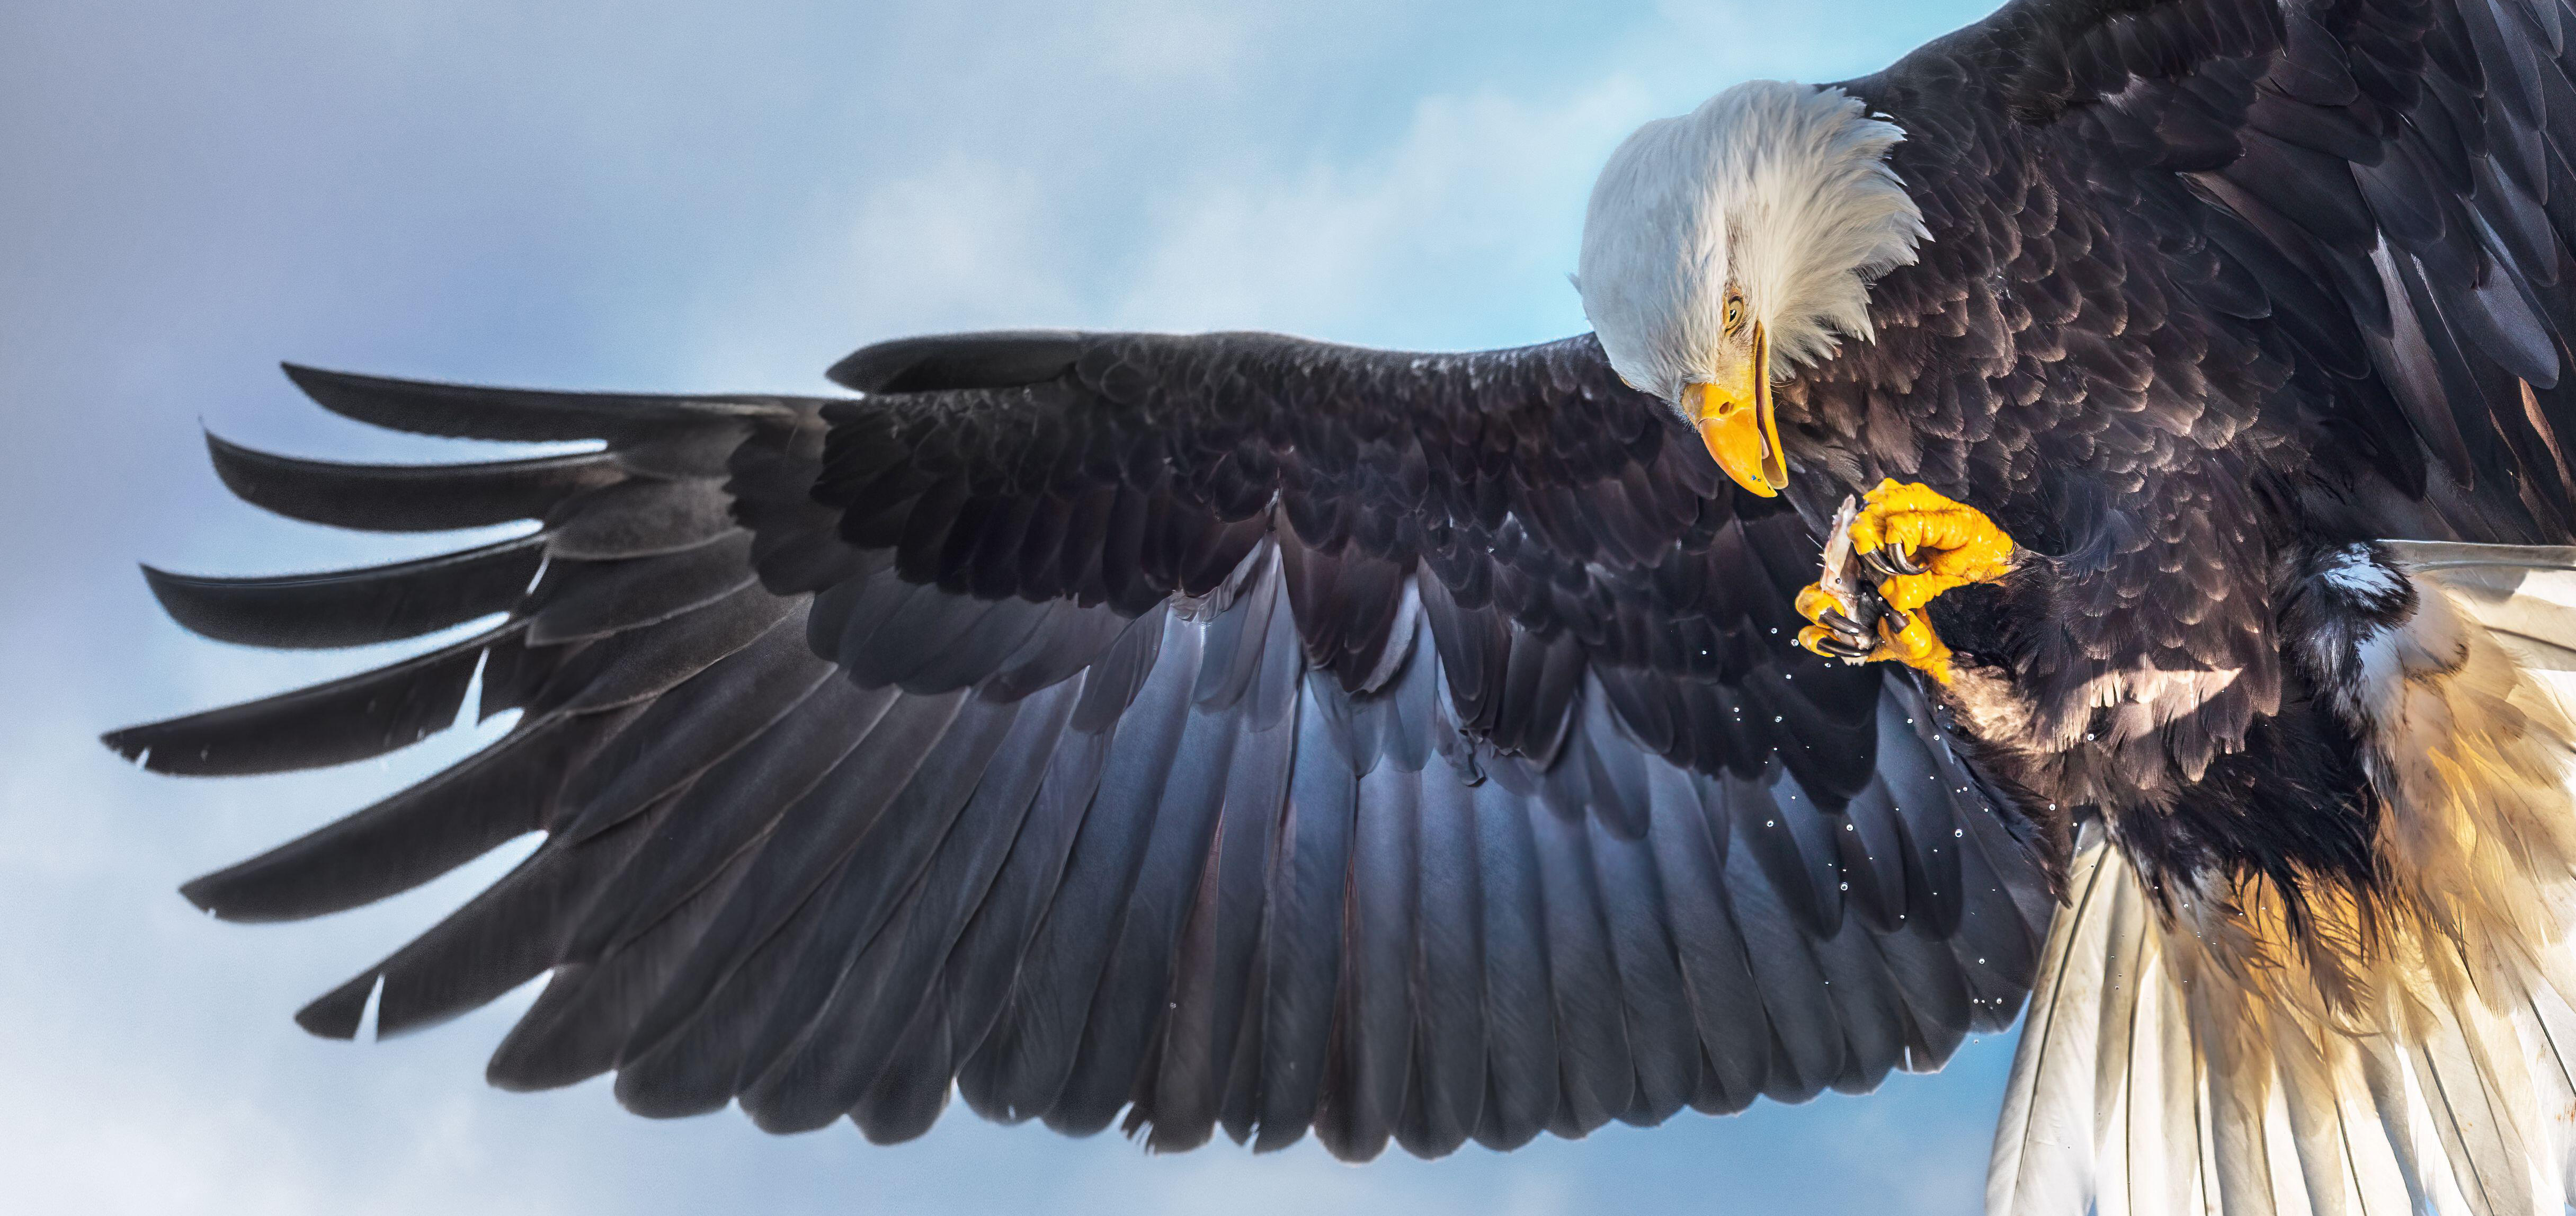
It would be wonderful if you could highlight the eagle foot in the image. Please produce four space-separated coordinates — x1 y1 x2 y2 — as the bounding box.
1794 480 2016 685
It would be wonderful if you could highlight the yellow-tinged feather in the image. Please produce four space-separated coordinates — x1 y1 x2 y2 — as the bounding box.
1996 556 2576 1215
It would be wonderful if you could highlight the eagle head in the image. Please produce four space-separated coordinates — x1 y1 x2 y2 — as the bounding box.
1575 79 1926 498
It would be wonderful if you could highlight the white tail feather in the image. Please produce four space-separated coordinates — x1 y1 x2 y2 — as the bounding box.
2385 543 2576 672
1990 542 2576 1215
1991 832 2576 1215
1989 833 2125 1214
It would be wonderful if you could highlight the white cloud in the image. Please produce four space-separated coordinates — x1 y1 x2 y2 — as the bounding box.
844 153 1088 332
1067 0 1259 84
1107 77 1652 348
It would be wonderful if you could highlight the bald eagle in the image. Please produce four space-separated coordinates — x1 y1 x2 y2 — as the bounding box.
107 0 2576 1210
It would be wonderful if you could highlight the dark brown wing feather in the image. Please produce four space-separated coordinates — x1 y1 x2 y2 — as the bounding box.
108 340 2049 1158
1848 0 2576 546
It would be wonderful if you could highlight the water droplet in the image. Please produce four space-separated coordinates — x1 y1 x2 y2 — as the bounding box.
1839 882 1848 891
1953 828 1963 838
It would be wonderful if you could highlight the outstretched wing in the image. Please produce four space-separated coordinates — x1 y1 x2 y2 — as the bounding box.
108 332 2051 1159
1850 0 2576 546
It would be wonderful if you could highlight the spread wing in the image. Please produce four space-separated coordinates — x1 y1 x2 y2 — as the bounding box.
106 332 2051 1158
1850 0 2576 547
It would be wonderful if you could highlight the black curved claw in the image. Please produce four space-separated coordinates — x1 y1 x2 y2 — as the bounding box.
1814 632 1875 660
1885 545 1924 575
1815 609 1876 655
1860 546 1900 579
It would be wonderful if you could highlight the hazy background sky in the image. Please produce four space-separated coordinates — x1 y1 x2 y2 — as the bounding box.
1 2 2018 1212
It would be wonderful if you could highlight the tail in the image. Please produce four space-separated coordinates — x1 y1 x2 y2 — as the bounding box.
1990 543 2576 1216
1987 824 2576 1216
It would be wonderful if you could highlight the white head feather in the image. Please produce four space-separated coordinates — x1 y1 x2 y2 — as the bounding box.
1576 81 1927 402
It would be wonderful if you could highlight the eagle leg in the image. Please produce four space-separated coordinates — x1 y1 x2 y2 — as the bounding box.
1795 479 2016 684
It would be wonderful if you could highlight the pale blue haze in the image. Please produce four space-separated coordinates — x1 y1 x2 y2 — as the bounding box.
0 2 2012 1212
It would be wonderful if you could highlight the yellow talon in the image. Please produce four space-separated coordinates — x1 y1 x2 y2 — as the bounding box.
1793 584 1842 624
1790 479 2013 685
1876 610 1955 685
1792 605 1958 683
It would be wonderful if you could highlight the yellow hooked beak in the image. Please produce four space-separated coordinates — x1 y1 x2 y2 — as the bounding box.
1682 320 1786 497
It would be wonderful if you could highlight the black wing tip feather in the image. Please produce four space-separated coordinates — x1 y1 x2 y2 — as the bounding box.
174 850 348 926
279 360 502 405
175 874 220 915
200 428 624 534
279 361 434 428
93 620 512 776
200 430 335 518
278 360 797 443
137 563 233 641
295 975 371 1040
131 538 539 652
174 869 256 923
98 725 149 767
827 331 1086 394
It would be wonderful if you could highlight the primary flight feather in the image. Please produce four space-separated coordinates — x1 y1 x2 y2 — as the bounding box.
110 1 2576 1210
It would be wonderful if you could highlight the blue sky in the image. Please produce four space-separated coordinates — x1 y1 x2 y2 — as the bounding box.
0 2 2018 1212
